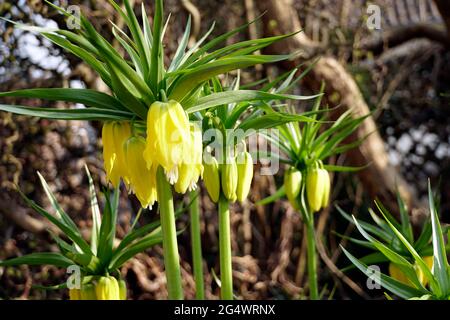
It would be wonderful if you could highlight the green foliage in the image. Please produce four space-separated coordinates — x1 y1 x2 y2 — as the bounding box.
341 182 450 300
0 166 164 283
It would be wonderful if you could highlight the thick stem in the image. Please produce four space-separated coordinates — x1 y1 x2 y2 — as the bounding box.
190 190 205 300
218 195 233 300
305 213 319 300
156 167 183 300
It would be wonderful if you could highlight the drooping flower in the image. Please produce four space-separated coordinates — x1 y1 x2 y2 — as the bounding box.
143 100 191 184
102 121 132 187
95 276 120 300
80 283 97 300
124 136 157 208
306 167 330 212
174 124 204 194
203 154 220 203
236 151 253 202
284 167 302 209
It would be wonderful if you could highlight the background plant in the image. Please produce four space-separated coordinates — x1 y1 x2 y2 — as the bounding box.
0 167 165 300
342 182 450 300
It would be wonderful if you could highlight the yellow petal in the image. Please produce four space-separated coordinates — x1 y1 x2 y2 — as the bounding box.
125 136 157 208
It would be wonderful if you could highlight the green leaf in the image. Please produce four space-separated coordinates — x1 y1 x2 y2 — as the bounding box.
149 0 164 91
85 165 101 256
341 246 426 299
37 172 79 232
0 104 133 121
239 111 316 132
97 189 119 266
0 253 74 268
322 164 368 172
109 232 163 270
168 55 293 101
185 90 321 113
255 186 286 206
17 188 92 255
428 181 450 296
352 215 423 289
0 88 126 111
396 190 414 244
379 208 438 292
336 205 392 242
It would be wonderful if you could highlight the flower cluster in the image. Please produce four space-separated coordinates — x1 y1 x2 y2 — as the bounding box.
203 150 254 203
102 100 203 208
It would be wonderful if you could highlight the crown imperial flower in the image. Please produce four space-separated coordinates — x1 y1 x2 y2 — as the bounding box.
284 167 302 209
236 151 253 202
144 100 191 184
102 121 132 187
125 136 158 208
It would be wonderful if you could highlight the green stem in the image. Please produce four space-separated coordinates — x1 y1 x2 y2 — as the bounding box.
305 213 319 300
218 195 233 300
190 190 205 300
156 167 183 300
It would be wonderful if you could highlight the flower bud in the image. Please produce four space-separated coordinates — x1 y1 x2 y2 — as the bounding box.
203 155 220 203
388 263 411 286
95 276 120 300
320 169 330 208
69 288 81 300
389 256 433 287
80 283 97 300
236 151 253 202
118 279 127 300
306 167 324 212
284 167 302 209
221 158 238 202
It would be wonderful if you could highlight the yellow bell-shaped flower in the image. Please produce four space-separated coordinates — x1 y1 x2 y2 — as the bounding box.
306 166 331 213
69 288 81 300
124 136 158 208
236 151 253 202
144 100 191 184
284 167 302 209
221 157 238 202
203 154 220 203
95 276 120 300
102 121 132 187
80 283 97 300
174 124 204 194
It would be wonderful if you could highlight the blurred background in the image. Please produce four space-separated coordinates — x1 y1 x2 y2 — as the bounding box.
0 0 449 300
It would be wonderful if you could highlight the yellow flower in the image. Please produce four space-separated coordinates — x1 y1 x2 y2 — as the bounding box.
236 151 253 202
389 256 433 287
320 169 330 208
306 167 330 212
221 157 238 202
80 283 97 300
102 121 132 187
95 276 120 300
144 100 191 184
284 167 302 209
124 136 158 208
203 154 220 203
174 124 204 194
69 288 81 300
